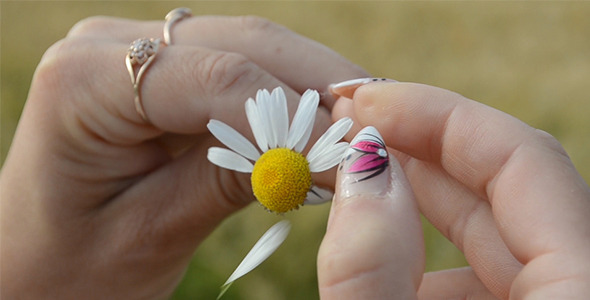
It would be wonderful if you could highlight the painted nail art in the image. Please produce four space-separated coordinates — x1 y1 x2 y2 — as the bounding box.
329 77 397 99
338 126 391 199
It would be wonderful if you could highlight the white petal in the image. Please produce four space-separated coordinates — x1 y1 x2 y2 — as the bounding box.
307 117 353 165
207 120 260 161
309 142 349 172
304 186 334 205
220 220 291 292
293 122 314 153
245 98 268 152
286 89 319 151
207 147 254 173
271 87 289 148
257 89 277 149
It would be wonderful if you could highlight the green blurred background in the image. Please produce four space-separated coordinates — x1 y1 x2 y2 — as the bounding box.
2 1 589 299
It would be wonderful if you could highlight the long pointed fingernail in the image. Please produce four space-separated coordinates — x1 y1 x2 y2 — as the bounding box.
337 126 392 199
329 78 397 99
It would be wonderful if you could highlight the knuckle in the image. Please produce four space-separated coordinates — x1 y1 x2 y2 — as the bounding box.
67 16 112 37
318 244 383 291
237 15 281 34
34 39 74 91
36 39 67 75
235 16 288 55
532 129 570 158
35 38 87 90
533 128 560 145
33 39 110 124
192 51 261 96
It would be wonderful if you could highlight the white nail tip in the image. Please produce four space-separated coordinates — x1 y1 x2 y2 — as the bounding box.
351 126 383 145
330 77 396 89
329 78 397 98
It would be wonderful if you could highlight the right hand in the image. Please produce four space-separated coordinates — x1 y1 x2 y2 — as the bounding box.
320 80 590 299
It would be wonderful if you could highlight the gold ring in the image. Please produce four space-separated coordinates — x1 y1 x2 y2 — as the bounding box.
125 8 192 124
164 7 192 45
125 37 163 123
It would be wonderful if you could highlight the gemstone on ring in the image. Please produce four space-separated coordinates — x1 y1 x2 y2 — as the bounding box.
125 37 163 123
127 38 161 65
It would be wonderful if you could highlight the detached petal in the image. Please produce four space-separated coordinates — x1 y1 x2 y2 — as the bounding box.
207 147 254 173
218 220 292 299
207 120 260 161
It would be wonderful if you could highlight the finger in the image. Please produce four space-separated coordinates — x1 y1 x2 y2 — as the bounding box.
32 38 341 213
101 136 254 257
403 157 522 299
418 267 499 300
318 127 424 299
95 95 344 292
34 30 348 187
38 39 315 142
333 81 590 294
333 83 522 299
68 15 369 108
346 82 590 252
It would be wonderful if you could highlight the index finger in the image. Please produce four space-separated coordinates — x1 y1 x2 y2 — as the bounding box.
68 15 369 109
336 82 590 266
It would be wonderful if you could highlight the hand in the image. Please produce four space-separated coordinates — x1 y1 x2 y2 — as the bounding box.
319 80 590 299
0 15 367 298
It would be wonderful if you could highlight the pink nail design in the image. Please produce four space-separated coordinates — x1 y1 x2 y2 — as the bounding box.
340 127 389 182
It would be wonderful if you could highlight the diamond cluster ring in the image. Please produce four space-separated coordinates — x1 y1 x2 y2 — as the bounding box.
125 8 192 124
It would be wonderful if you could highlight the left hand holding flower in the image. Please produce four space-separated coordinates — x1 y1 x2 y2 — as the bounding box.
0 15 367 298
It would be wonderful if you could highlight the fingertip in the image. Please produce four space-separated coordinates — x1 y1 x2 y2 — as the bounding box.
318 126 423 299
330 78 403 142
349 82 469 163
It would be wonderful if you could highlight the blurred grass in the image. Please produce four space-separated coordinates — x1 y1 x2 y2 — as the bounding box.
2 1 589 299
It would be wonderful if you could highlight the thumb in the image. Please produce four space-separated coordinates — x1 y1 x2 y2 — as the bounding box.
318 126 424 299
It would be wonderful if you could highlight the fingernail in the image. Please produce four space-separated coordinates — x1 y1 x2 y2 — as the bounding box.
328 78 397 99
337 126 391 199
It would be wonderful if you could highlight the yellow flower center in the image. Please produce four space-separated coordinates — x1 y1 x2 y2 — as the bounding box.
251 148 312 213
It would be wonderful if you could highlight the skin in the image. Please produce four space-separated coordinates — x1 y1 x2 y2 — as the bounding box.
2 15 589 300
320 82 590 299
0 16 367 299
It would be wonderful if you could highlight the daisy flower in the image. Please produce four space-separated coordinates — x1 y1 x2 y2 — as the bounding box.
207 87 352 297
